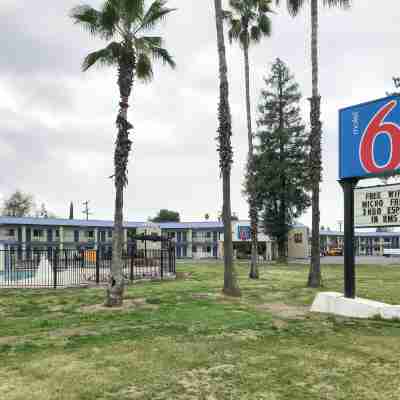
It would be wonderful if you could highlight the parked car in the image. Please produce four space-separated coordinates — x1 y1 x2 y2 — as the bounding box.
327 248 343 256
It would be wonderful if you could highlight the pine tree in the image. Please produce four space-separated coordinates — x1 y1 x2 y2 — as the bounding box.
252 58 311 262
69 202 74 220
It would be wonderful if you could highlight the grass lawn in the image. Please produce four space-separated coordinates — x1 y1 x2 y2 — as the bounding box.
1 262 400 400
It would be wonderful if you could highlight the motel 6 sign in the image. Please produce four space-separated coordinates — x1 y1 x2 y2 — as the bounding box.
339 95 400 179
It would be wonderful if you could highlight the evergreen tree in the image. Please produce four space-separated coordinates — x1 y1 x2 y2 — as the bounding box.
69 202 74 220
252 58 310 262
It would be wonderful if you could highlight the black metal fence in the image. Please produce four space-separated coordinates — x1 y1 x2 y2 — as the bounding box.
0 243 176 289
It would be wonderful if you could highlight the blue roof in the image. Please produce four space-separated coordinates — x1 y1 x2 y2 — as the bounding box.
159 221 224 230
0 217 223 230
0 216 154 229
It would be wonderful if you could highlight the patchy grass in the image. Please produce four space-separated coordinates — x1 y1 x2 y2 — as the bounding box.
1 262 400 399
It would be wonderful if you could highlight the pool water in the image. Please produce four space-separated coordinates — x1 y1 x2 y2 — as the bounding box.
0 270 36 281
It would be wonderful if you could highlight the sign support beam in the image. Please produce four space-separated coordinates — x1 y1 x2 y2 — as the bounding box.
340 178 358 298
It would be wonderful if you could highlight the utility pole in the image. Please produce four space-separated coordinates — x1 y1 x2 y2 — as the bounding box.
82 201 92 221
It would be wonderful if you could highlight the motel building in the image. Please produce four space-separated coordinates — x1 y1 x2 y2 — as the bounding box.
0 217 307 261
2 215 399 260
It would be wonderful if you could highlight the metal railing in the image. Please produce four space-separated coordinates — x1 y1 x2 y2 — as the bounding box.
0 245 176 289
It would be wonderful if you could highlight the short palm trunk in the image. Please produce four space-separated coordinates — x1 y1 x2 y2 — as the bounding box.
105 278 124 307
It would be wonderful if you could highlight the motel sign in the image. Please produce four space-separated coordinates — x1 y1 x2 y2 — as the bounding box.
339 95 400 298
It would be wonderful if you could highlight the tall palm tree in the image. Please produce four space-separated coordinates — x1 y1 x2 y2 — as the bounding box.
71 0 175 306
277 0 350 287
214 0 241 297
224 0 272 279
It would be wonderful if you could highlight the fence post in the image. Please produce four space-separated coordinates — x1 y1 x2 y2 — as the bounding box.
130 250 134 281
170 244 176 275
53 249 58 289
95 249 100 284
160 246 164 280
80 249 85 283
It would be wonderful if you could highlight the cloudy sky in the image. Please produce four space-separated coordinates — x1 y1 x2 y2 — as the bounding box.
0 0 399 228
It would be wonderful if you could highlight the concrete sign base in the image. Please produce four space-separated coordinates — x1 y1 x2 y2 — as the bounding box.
311 292 400 320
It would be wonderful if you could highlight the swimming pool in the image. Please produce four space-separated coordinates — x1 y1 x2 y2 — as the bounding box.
0 270 36 281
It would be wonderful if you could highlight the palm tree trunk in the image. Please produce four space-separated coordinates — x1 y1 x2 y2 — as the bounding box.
243 43 259 280
277 236 287 264
105 54 134 307
308 0 322 288
214 0 241 297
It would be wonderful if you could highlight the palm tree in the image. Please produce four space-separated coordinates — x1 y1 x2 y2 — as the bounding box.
71 0 176 306
276 0 350 287
213 0 241 297
224 0 272 279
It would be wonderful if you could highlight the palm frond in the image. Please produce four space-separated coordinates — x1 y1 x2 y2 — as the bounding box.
136 0 176 33
136 52 153 82
82 41 121 71
275 0 306 16
134 36 163 51
258 0 273 13
122 0 145 24
229 0 245 14
257 13 272 36
149 46 176 68
99 0 120 38
70 5 102 36
227 17 242 43
250 26 261 42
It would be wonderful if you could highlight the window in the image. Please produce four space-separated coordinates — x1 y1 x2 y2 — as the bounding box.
86 230 94 239
7 229 15 237
294 233 303 244
192 245 197 253
192 231 197 239
206 232 211 238
74 230 79 242
108 230 112 238
33 229 42 238
55 230 60 238
206 246 211 253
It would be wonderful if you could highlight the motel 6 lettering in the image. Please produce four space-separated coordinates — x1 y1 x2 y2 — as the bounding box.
340 95 400 179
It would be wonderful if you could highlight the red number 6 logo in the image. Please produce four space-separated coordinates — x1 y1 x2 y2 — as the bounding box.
360 100 400 174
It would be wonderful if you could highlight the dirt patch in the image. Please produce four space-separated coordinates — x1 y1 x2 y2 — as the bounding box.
176 272 193 280
272 319 289 330
0 336 19 345
79 298 159 313
192 293 217 300
48 328 100 338
255 303 309 319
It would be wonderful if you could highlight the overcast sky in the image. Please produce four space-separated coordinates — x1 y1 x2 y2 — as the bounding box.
0 0 399 228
